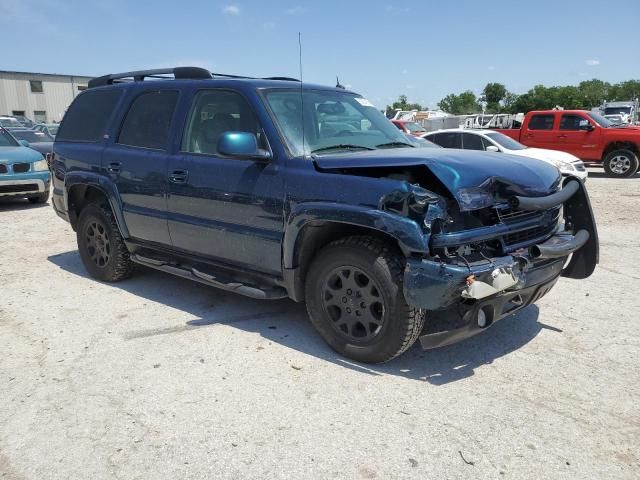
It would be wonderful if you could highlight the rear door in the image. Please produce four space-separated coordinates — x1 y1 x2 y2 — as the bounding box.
429 131 462 149
558 113 600 159
102 88 179 245
461 132 486 150
166 88 284 274
521 113 559 150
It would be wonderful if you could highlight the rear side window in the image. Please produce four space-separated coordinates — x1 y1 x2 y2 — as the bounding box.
528 114 555 130
118 90 179 150
56 89 122 142
432 132 462 148
461 133 485 150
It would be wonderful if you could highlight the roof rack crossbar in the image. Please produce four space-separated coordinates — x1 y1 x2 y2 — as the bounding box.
88 67 212 88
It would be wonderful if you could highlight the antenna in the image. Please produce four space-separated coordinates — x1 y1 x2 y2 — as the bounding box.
336 76 345 89
298 32 306 156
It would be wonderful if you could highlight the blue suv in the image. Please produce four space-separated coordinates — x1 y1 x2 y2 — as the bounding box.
51 67 598 363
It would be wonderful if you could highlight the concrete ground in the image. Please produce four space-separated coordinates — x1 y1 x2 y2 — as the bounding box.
1 169 639 479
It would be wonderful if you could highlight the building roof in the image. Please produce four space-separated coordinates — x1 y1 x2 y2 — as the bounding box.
0 70 93 79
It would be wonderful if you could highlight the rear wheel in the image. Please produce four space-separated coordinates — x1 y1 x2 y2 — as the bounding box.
76 202 134 282
305 236 425 363
603 149 639 178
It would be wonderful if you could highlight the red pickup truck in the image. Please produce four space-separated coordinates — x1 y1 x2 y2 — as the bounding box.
495 110 640 177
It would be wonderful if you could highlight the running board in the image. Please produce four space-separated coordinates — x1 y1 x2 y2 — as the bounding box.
130 254 288 300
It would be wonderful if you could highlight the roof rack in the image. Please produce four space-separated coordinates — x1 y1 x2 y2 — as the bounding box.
88 67 212 88
87 67 301 88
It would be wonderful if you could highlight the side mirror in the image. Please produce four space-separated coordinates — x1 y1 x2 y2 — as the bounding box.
18 139 30 147
217 132 271 161
579 120 594 131
486 145 500 152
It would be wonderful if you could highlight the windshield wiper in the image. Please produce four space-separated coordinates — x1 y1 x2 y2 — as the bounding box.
375 141 415 149
310 144 374 154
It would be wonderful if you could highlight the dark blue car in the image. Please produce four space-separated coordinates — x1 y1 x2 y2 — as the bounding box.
51 67 598 363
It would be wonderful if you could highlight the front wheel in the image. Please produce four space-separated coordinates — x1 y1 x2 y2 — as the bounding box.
603 149 639 178
305 236 425 363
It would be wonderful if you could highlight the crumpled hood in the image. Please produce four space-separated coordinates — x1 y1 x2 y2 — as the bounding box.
0 146 43 164
313 148 561 210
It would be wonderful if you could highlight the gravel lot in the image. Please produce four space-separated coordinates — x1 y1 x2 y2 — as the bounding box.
1 169 639 480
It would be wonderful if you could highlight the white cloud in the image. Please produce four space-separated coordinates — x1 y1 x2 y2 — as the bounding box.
585 59 600 66
285 6 306 15
222 5 240 15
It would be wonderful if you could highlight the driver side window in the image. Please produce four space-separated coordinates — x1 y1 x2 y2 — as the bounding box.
182 90 263 155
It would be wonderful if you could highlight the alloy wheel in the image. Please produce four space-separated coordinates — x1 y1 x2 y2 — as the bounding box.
609 155 631 175
85 220 111 267
321 266 386 343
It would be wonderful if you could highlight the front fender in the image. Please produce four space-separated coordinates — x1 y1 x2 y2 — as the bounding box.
64 172 129 238
283 202 429 269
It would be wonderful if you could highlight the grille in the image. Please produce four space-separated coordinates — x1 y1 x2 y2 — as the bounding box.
503 223 556 246
12 163 30 173
0 184 38 193
0 164 7 174
496 206 543 223
490 205 561 248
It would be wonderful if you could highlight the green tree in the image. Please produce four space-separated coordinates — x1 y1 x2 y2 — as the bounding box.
385 94 423 116
438 90 481 114
480 83 507 112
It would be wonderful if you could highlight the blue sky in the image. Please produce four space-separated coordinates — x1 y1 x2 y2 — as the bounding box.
2 0 639 108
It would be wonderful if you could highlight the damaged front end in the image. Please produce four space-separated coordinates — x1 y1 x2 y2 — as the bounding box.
402 176 598 349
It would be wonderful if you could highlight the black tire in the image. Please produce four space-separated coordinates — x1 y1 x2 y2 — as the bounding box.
305 236 425 363
603 149 639 178
76 202 134 282
28 190 49 204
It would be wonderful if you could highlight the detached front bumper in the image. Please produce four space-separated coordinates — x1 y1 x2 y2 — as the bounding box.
403 177 598 350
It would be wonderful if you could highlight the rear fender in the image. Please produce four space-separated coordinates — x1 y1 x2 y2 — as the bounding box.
64 171 129 237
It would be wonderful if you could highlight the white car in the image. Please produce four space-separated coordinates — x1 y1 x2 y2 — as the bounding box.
423 128 588 182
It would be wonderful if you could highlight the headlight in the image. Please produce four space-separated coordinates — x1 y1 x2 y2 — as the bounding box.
549 159 575 172
32 159 48 171
455 187 494 211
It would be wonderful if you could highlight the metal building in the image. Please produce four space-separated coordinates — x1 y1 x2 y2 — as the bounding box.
0 70 93 124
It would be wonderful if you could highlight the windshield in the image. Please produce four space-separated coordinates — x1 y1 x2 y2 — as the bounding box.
587 112 613 127
604 106 631 115
485 131 527 150
0 118 23 128
11 130 52 143
404 122 426 133
0 128 19 147
264 89 411 156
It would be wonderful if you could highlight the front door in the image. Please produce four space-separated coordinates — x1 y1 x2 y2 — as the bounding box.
558 113 601 160
102 89 179 245
166 89 284 275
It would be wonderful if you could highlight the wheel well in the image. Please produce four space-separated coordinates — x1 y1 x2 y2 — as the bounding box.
603 142 639 159
67 185 107 229
287 222 406 301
